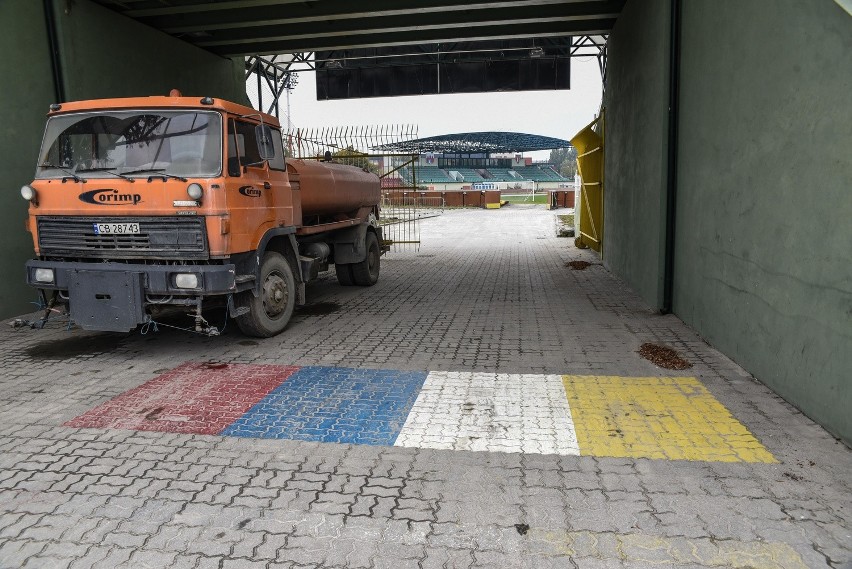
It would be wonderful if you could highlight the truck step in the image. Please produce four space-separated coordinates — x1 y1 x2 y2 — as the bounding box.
235 274 255 284
230 306 250 317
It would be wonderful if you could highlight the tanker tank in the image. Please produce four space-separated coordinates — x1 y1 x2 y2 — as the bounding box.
287 159 381 219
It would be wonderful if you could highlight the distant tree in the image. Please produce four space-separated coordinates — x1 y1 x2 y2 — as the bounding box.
548 146 578 179
333 146 379 174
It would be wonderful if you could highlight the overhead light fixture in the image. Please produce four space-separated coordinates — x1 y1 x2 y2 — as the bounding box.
529 47 545 58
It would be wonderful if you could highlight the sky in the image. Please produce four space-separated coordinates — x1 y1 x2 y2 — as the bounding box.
260 56 604 161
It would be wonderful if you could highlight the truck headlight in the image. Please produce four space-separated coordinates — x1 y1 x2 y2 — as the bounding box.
34 268 54 283
174 273 199 289
21 185 36 201
187 183 203 200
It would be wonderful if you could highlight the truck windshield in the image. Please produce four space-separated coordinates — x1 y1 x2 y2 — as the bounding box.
36 110 222 179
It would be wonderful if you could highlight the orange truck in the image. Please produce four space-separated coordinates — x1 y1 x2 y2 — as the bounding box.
21 91 384 337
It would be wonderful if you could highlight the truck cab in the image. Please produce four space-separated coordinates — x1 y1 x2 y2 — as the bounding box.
22 93 383 336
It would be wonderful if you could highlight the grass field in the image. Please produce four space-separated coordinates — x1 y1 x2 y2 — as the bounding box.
501 194 548 204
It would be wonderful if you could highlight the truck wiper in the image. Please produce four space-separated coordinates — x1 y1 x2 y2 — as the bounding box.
38 163 87 183
76 167 135 182
122 167 187 182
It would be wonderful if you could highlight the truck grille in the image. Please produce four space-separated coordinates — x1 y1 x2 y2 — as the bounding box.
37 216 208 259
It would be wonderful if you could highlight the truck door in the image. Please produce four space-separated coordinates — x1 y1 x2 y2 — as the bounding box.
265 127 294 225
226 118 277 253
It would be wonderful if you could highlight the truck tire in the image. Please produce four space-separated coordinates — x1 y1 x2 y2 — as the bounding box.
335 262 355 286
351 231 380 286
236 251 295 337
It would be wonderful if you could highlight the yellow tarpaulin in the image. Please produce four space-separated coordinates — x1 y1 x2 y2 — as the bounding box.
571 115 604 253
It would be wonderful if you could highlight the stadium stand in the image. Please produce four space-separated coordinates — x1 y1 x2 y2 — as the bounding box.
486 168 520 182
451 168 485 182
376 132 573 188
511 166 569 182
413 165 455 183
538 165 567 181
397 164 568 186
398 167 413 184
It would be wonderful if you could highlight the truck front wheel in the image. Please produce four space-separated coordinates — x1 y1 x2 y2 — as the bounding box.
236 251 296 337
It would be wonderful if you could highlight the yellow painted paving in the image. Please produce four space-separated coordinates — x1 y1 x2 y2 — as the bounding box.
528 529 807 569
561 375 776 462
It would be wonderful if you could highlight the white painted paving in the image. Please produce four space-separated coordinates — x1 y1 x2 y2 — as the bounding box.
394 371 580 455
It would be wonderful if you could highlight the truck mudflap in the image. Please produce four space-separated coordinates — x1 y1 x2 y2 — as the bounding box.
25 260 239 332
330 224 384 265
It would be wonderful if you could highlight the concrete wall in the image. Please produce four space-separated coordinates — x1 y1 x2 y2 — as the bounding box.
0 0 247 318
0 1 56 319
601 0 670 308
674 0 852 442
52 0 247 102
604 0 851 442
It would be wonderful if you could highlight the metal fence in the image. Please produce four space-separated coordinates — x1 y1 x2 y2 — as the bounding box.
288 126 437 252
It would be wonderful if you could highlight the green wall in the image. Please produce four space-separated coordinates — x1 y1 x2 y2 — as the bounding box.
51 0 247 102
604 0 851 442
0 1 57 318
673 0 852 442
601 0 669 308
0 0 247 318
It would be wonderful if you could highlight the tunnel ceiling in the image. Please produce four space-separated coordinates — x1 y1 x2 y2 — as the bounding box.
92 0 624 57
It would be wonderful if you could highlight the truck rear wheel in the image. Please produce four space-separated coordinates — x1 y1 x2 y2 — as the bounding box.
352 231 380 286
236 252 295 337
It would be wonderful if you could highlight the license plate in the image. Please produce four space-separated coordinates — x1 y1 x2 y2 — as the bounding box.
92 222 140 235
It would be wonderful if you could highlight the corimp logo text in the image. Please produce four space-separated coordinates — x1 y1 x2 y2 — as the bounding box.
79 189 142 205
238 186 262 198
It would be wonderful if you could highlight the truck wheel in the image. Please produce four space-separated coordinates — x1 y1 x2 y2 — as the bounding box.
352 231 380 286
335 262 355 286
236 252 295 337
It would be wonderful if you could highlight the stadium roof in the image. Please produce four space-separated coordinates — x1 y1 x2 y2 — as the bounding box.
375 132 571 154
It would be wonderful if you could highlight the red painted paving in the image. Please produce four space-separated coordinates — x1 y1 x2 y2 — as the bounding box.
64 362 298 435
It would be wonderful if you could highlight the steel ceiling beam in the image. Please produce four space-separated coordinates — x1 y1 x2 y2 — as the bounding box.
200 19 616 57
124 0 318 18
176 3 621 45
122 0 605 19
143 0 621 33
93 0 622 58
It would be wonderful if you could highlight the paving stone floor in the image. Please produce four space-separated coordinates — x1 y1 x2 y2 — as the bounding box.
1 206 850 569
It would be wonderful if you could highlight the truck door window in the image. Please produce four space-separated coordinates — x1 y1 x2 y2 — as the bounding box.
227 119 285 175
227 119 263 176
269 129 286 171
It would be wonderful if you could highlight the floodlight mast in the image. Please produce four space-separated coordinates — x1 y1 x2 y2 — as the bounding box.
245 54 310 120
283 72 299 155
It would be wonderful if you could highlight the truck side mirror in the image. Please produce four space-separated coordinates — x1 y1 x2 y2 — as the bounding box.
255 124 275 161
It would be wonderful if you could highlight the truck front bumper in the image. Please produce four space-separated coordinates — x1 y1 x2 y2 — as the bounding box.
25 260 238 332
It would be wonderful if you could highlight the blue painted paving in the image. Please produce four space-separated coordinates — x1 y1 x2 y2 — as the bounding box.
222 366 428 445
